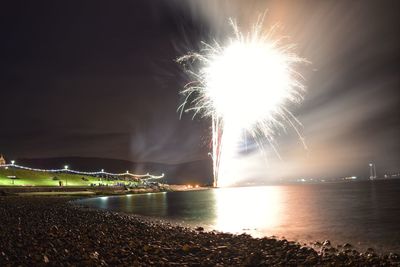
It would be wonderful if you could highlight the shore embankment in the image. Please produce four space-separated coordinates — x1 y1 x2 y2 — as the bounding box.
0 185 208 196
0 196 399 266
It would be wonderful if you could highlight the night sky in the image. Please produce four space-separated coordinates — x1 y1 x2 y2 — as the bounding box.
1 0 399 181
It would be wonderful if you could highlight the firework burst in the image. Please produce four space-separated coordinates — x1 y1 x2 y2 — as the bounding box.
178 17 308 187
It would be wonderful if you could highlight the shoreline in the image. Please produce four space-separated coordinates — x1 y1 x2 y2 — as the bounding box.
0 184 210 197
0 196 399 266
73 194 400 255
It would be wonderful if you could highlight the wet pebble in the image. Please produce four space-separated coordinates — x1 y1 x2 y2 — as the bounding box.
0 196 398 266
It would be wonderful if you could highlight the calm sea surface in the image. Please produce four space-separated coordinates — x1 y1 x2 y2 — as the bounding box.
77 180 400 253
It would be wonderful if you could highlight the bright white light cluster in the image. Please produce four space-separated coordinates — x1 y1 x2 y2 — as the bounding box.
0 163 165 180
179 18 308 187
204 39 302 129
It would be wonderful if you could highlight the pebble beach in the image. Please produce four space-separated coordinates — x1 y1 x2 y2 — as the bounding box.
0 196 399 266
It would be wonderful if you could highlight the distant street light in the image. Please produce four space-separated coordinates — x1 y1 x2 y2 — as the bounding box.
100 169 104 182
10 161 16 185
64 165 69 186
369 163 377 180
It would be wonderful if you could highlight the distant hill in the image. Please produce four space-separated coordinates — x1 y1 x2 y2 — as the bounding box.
17 157 213 185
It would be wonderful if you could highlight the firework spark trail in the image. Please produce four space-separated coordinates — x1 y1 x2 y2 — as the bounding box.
178 17 308 187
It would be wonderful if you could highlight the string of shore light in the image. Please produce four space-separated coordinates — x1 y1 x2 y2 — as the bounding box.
0 162 165 180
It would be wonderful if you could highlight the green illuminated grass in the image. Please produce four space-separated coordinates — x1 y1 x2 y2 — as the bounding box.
0 167 136 187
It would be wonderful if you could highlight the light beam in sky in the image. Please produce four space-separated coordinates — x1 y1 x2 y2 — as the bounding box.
178 16 308 187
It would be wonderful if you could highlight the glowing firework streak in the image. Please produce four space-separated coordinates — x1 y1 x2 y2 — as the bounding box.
178 17 308 187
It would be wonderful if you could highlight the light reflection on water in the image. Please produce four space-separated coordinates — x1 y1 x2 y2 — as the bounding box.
214 186 283 235
78 181 400 253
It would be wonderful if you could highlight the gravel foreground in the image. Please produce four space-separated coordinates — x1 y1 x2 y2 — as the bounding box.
0 197 399 266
